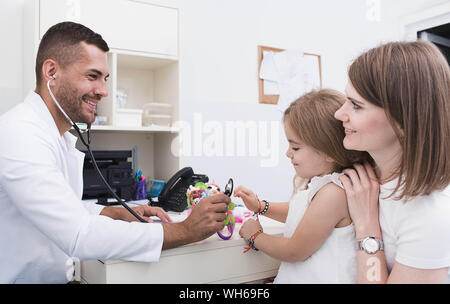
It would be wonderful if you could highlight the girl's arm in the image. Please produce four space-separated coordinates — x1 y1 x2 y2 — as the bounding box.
234 185 289 222
257 201 289 223
240 183 350 262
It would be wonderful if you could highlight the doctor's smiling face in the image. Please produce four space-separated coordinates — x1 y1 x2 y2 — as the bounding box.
53 42 110 124
36 22 110 131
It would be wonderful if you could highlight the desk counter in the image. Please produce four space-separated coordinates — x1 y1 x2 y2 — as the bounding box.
81 213 284 284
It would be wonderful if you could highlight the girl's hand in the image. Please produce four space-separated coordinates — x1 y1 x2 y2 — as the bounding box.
239 219 262 242
339 162 381 239
233 185 261 213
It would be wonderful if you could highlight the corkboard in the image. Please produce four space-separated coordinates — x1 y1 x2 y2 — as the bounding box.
258 45 322 104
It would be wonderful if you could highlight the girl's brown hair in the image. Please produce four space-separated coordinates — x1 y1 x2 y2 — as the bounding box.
348 40 450 200
284 89 370 173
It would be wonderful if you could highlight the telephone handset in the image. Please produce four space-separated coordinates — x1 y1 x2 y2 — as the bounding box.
152 167 209 212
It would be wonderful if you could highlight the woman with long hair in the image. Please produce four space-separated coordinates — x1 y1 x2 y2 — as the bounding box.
335 40 450 283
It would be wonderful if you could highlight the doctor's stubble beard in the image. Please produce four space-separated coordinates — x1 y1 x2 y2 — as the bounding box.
54 80 99 124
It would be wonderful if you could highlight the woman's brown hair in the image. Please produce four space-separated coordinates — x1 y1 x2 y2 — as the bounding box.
284 89 370 174
348 40 450 200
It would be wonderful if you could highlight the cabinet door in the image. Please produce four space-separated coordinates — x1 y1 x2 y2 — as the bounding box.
39 0 178 56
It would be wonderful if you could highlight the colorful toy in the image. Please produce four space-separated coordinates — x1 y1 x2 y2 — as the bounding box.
233 205 252 223
217 202 236 240
186 182 216 208
186 178 238 240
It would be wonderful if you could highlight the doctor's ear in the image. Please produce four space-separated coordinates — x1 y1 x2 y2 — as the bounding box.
41 59 59 82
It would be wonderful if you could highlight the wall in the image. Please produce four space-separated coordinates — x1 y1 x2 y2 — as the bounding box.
0 0 447 201
0 0 24 114
174 0 448 201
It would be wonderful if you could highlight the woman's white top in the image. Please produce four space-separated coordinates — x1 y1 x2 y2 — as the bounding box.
274 173 357 284
379 179 450 282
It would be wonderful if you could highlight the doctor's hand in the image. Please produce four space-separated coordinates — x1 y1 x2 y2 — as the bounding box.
126 205 172 223
101 205 172 223
161 193 231 250
184 193 231 242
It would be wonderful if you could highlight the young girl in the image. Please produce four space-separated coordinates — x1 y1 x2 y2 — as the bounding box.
335 41 450 283
236 89 369 283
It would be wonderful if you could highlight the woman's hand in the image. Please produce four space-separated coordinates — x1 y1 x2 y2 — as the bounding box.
239 219 262 242
339 162 381 239
233 185 261 213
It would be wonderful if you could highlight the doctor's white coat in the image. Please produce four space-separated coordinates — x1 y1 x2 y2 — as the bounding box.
0 92 163 283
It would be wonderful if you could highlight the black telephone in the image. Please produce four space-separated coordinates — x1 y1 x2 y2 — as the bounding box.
150 167 209 212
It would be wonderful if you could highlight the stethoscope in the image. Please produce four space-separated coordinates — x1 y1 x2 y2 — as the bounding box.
47 76 147 222
47 76 235 224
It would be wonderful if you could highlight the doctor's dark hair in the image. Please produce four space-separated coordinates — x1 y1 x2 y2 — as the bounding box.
284 89 371 173
35 21 109 87
348 41 450 201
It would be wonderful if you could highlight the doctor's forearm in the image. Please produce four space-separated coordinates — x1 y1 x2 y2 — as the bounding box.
99 206 122 220
161 222 192 249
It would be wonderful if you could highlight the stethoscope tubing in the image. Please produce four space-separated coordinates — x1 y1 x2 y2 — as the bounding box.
47 78 146 223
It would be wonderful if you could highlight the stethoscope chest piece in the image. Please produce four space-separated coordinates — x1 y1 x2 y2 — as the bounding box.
224 178 233 197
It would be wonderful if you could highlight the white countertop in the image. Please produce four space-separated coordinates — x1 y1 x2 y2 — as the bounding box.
100 208 285 265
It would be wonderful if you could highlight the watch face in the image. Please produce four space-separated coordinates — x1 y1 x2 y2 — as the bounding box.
364 238 379 253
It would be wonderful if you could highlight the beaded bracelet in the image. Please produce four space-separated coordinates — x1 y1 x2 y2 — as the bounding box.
260 200 269 215
255 195 269 215
243 229 263 253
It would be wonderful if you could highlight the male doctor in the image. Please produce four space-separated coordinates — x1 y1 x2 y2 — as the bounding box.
0 22 230 283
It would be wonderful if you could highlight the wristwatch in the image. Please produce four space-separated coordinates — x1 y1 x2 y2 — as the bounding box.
358 237 384 254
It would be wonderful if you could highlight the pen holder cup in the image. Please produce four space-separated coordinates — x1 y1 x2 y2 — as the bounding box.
133 179 147 200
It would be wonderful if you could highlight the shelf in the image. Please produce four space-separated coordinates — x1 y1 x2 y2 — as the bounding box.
90 125 179 133
115 49 178 70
